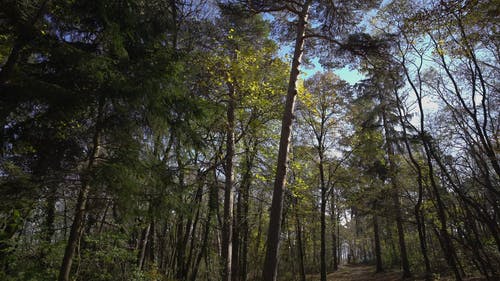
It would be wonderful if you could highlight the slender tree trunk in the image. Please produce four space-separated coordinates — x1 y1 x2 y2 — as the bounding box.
330 189 338 271
262 4 310 280
407 95 464 280
407 73 463 280
394 89 432 280
175 216 186 279
313 215 319 268
294 200 306 281
97 199 110 235
285 218 296 276
190 174 218 281
239 142 255 281
399 54 463 280
185 180 204 278
174 141 189 280
373 212 383 273
148 220 156 266
44 185 57 243
380 104 411 277
240 206 249 281
138 224 151 270
319 153 327 281
232 191 241 281
415 210 432 280
222 82 235 281
58 97 104 281
59 188 91 280
393 194 411 277
337 211 341 265
254 198 264 267
169 0 178 50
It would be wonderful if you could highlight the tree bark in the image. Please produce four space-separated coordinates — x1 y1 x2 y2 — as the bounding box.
394 88 432 280
185 180 204 278
294 200 307 281
330 189 338 271
58 97 104 281
232 190 241 281
380 102 411 278
373 212 383 273
239 141 255 281
138 224 151 270
44 185 57 243
319 153 327 281
222 82 235 281
401 55 464 281
190 172 218 281
262 3 310 280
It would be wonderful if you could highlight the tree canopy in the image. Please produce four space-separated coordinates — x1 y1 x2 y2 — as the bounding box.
0 1 498 281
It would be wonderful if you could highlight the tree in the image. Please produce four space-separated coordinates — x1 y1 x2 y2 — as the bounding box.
347 78 388 272
298 71 348 280
2 1 499 280
232 1 382 279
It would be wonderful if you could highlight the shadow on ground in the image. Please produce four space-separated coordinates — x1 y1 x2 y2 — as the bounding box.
307 265 400 281
306 264 487 281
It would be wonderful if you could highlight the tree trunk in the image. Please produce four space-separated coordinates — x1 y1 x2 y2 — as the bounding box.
373 212 383 273
239 142 255 281
254 198 264 267
262 3 310 281
394 88 432 280
186 180 204 278
294 200 306 281
232 190 241 281
330 189 338 271
337 211 341 265
393 194 411 277
399 57 463 280
380 103 411 278
190 173 218 281
148 221 156 266
222 82 235 281
174 142 189 280
58 97 104 281
138 224 151 270
44 185 57 243
319 153 327 281
407 72 463 280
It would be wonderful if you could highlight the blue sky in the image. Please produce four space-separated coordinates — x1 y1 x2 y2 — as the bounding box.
269 0 395 85
301 57 364 84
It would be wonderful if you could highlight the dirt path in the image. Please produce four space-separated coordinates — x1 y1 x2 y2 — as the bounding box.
326 265 402 281
306 265 486 281
307 264 407 281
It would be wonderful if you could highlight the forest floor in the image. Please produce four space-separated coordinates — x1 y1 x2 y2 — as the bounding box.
306 264 487 281
326 264 401 281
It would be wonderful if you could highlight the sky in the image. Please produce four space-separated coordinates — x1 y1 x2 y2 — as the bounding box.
301 57 365 84
270 0 392 85
268 0 438 118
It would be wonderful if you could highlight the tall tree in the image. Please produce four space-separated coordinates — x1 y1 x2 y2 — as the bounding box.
234 1 382 279
298 71 348 281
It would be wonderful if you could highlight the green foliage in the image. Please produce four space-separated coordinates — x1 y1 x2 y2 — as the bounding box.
0 1 498 280
77 232 137 281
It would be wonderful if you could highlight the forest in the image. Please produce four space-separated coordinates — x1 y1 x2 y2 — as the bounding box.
0 0 498 281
